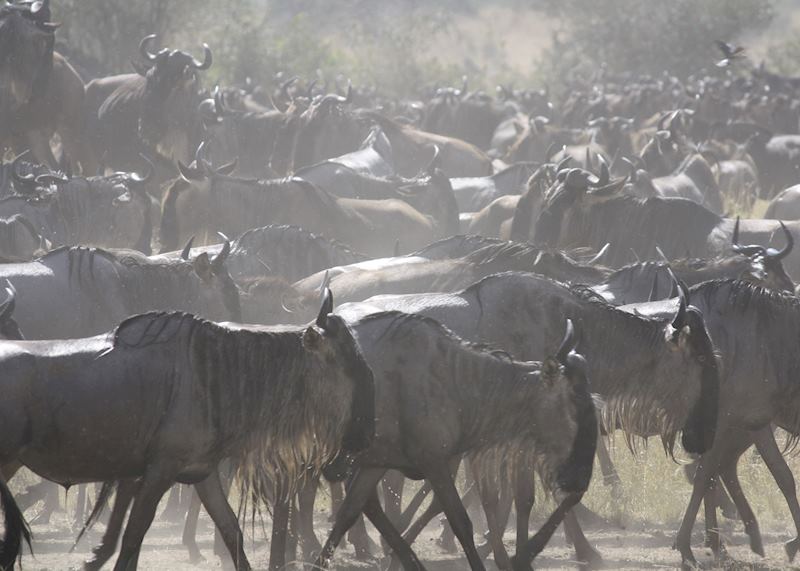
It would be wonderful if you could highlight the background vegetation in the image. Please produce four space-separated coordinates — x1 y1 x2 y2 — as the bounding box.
51 0 800 95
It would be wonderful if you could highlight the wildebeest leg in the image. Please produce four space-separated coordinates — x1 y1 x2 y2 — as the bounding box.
163 485 185 522
347 513 375 560
476 473 512 569
362 491 427 571
563 508 602 567
84 480 138 571
397 481 432 532
112 468 176 571
73 484 88 529
329 481 343 521
514 463 535 553
195 470 250 571
315 467 387 568
596 435 622 499
703 474 723 557
753 426 800 561
512 492 583 570
30 482 60 524
181 489 204 564
674 427 741 568
718 454 762 557
269 486 291 571
403 493 443 544
297 476 323 558
380 471 405 553
214 462 235 561
425 462 485 570
684 460 737 520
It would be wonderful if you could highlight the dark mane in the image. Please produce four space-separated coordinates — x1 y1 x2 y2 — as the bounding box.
359 310 525 365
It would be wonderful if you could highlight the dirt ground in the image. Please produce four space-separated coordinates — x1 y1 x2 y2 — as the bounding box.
18 501 800 570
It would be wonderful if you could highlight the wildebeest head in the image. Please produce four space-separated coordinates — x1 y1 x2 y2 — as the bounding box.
188 240 242 322
133 34 212 154
543 320 598 495
284 82 364 173
0 0 58 110
305 288 375 455
730 217 795 292
662 279 720 455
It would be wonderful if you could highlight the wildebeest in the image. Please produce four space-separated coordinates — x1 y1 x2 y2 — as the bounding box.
0 0 57 133
336 270 720 566
0 152 154 252
159 224 367 283
625 153 724 214
162 149 458 257
0 291 374 571
294 240 610 304
85 35 213 175
312 312 596 570
0 243 240 338
533 167 800 278
624 281 800 566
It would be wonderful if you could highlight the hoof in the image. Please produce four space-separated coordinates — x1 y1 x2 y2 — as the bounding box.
785 537 800 562
748 530 765 558
575 544 604 569
674 538 698 570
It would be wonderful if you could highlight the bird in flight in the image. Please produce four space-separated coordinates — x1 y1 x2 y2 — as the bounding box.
714 40 746 68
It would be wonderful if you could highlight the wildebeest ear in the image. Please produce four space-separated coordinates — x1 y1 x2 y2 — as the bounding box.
302 326 323 351
541 357 560 386
192 252 213 281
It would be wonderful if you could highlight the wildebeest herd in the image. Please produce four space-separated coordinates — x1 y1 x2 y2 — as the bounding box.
4 1 800 569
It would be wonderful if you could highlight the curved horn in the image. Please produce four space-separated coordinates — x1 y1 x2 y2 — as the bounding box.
130 153 154 184
305 78 318 99
211 240 231 270
139 34 159 62
770 221 794 260
316 287 334 329
423 144 440 175
668 268 687 330
280 76 299 101
731 216 764 257
34 173 68 186
180 236 195 260
191 43 213 70
586 243 610 265
555 319 576 363
319 270 331 293
177 161 205 182
213 85 227 116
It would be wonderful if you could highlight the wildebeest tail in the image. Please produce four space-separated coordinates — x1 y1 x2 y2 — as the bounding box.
0 474 31 570
71 480 117 551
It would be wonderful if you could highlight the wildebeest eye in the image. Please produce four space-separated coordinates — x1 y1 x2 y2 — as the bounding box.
696 355 706 363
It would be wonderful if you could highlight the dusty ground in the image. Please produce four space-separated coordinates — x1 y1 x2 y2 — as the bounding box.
17 491 800 570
